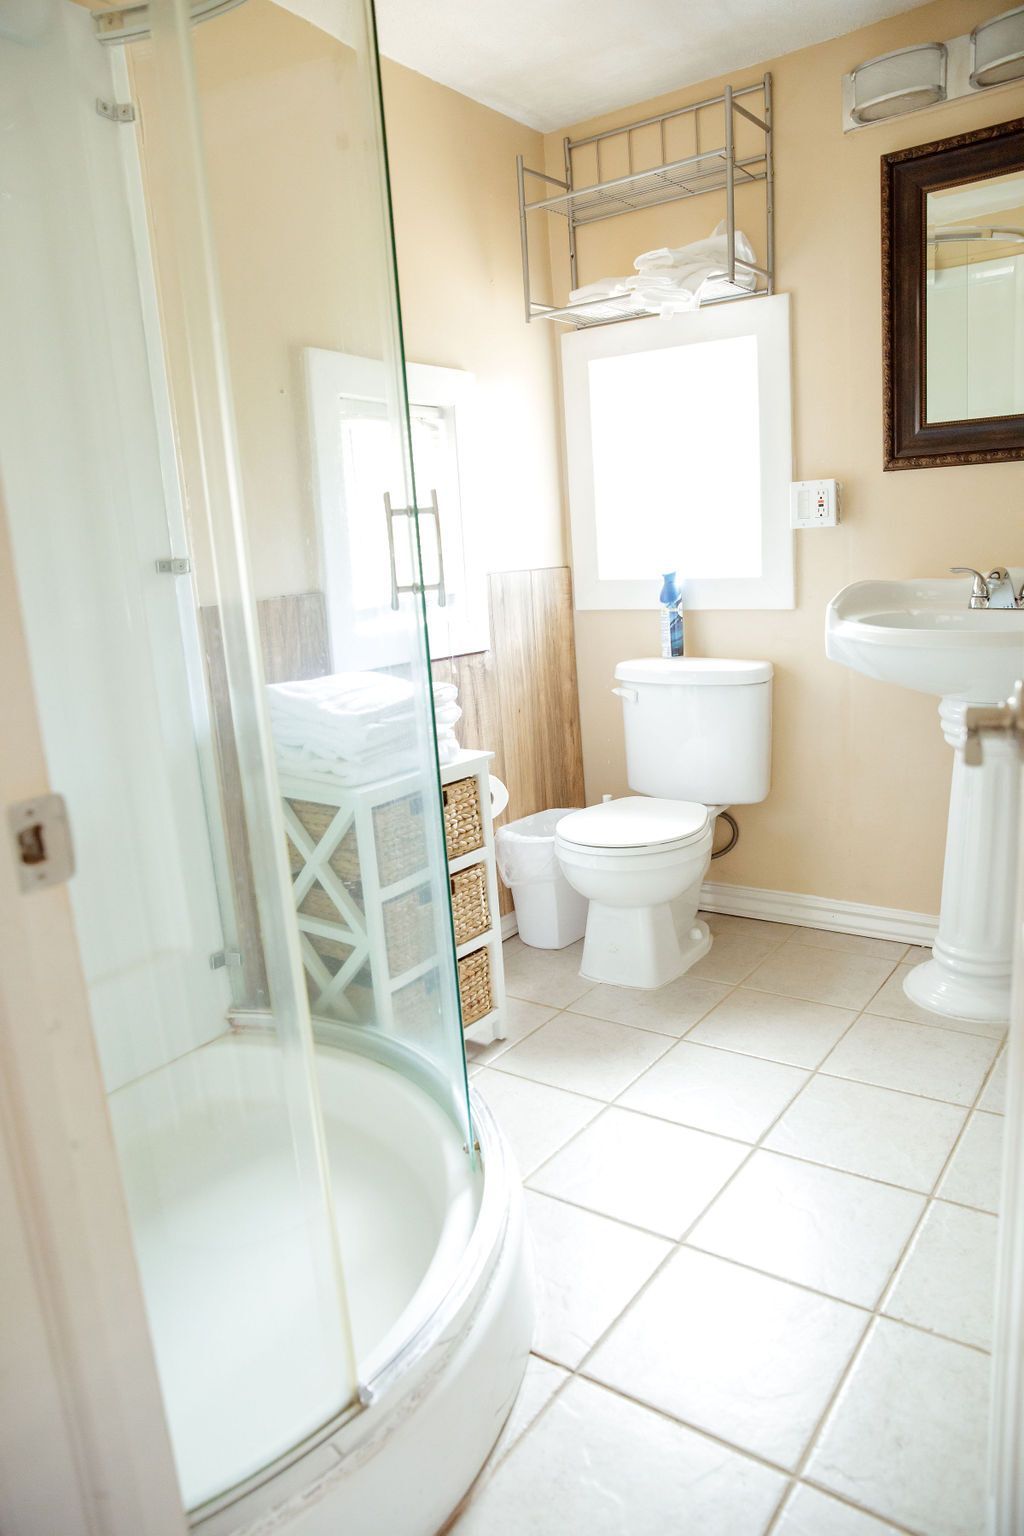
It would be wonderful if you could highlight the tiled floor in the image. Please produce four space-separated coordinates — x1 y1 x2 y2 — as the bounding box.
449 914 1006 1536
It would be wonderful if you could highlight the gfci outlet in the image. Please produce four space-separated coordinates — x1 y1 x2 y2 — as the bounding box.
790 478 840 528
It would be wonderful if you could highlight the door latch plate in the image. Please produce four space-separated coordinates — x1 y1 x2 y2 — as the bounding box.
7 794 75 894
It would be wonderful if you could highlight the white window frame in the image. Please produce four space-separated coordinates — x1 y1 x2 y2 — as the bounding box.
304 347 490 667
561 294 794 610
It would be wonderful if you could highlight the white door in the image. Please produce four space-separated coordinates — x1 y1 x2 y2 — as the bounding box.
0 0 231 1090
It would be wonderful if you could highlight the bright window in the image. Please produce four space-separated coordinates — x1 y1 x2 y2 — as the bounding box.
562 295 793 610
305 349 490 668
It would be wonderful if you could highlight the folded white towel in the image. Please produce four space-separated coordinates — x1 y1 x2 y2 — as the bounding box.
633 220 757 275
268 670 462 774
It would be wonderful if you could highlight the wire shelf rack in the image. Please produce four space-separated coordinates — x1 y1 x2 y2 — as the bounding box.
516 75 774 329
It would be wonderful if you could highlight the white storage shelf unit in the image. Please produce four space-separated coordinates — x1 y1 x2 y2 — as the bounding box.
279 748 506 1047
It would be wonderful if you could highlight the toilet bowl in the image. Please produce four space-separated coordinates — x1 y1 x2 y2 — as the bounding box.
556 797 714 989
555 656 773 991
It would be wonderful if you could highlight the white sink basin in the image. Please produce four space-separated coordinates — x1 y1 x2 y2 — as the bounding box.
826 578 1024 703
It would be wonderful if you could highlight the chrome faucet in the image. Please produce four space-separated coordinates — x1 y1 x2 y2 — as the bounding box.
950 566 1024 609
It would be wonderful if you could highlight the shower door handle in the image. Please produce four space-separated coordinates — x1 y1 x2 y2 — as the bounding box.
383 489 447 610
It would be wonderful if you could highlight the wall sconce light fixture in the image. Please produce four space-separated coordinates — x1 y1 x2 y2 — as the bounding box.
849 43 947 125
971 5 1024 88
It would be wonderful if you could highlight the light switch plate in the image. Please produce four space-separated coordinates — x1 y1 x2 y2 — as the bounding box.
791 478 840 528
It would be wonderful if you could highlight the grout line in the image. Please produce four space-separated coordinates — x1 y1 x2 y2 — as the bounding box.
760 1032 1010 1533
480 930 1005 1535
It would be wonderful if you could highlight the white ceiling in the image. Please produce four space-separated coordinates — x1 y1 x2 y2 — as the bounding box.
375 0 927 132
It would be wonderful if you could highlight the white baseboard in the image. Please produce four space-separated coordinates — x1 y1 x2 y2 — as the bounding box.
500 911 519 940
699 879 938 948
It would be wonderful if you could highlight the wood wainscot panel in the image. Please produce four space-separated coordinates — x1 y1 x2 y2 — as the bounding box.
200 591 330 1006
435 567 585 915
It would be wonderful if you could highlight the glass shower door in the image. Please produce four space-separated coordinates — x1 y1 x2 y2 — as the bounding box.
0 0 473 1515
129 0 473 1134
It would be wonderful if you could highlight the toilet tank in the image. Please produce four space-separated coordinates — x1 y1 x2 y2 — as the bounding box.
614 657 773 805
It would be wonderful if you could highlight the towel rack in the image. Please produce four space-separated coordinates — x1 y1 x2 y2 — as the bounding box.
516 73 774 329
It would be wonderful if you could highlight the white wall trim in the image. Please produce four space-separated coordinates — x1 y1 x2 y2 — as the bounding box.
699 880 938 948
500 910 519 940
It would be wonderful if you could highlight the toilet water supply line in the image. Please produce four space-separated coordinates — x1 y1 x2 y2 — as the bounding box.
713 811 740 859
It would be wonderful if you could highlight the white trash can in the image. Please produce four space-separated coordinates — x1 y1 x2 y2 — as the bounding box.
495 810 589 950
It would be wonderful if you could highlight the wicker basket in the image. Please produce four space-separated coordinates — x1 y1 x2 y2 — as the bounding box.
287 799 362 883
392 969 440 1032
443 776 484 859
373 793 427 886
383 886 435 975
450 862 490 947
458 946 493 1027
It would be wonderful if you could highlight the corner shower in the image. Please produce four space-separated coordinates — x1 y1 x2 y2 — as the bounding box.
0 0 530 1529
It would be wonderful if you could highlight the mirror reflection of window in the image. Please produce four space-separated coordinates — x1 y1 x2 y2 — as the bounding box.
925 170 1024 424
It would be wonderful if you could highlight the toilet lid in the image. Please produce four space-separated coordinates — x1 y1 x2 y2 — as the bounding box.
556 797 710 853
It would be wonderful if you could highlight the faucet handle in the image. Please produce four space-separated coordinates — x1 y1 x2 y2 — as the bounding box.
950 567 991 607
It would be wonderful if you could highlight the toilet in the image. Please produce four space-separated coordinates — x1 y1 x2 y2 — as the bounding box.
555 657 773 989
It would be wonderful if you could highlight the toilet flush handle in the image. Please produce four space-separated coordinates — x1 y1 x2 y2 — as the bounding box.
612 685 638 703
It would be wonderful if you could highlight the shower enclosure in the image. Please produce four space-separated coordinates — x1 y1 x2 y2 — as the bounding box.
0 0 530 1530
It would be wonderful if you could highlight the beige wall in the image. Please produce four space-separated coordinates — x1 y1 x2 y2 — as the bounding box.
543 0 1024 916
380 60 565 573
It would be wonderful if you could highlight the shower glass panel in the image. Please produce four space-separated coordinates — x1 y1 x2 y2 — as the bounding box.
0 0 472 1515
127 0 471 1131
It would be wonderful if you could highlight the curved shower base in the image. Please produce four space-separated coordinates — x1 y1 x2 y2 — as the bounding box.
111 1032 531 1534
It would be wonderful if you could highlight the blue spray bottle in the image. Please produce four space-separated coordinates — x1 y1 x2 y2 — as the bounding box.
659 572 685 658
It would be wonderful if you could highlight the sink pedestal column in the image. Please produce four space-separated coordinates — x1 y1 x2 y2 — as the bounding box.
904 698 1018 1025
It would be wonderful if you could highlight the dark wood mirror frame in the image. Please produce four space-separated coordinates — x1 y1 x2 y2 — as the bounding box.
882 116 1024 471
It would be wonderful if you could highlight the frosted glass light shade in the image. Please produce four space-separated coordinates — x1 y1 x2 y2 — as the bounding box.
851 43 947 124
972 6 1024 87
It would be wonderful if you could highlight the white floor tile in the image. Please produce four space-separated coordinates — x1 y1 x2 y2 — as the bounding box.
566 973 730 1037
743 946 898 1011
785 928 909 962
465 998 559 1072
528 1107 748 1238
502 937 594 1009
523 1190 670 1368
494 1012 673 1101
821 1016 999 1106
473 1069 601 1178
883 1200 997 1350
586 1246 867 1469
979 1048 1007 1113
618 1041 808 1142
689 1151 923 1307
447 1376 787 1536
487 1354 568 1467
686 988 856 1068
775 1483 903 1535
809 1318 989 1536
867 963 1007 1040
764 1075 966 1192
939 1110 1003 1213
688 926 792 984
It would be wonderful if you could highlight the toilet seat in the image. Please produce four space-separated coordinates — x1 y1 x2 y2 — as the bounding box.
557 796 710 856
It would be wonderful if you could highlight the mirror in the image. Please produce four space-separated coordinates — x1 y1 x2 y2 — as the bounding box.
926 170 1024 423
883 117 1024 469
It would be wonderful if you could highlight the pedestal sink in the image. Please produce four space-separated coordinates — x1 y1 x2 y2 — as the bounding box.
827 577 1024 1024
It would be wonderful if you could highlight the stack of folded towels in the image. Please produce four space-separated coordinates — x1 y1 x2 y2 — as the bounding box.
267 671 463 786
568 221 757 319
